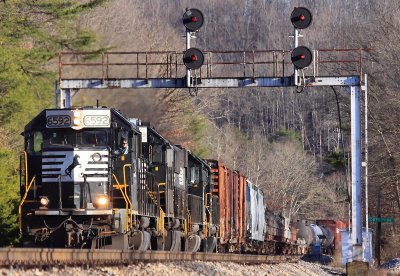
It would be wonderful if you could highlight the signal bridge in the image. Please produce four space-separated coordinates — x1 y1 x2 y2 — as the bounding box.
56 7 371 273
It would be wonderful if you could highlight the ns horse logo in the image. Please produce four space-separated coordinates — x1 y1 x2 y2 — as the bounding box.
65 154 81 178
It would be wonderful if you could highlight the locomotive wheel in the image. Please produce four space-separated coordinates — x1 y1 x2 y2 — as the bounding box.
129 230 151 251
151 235 165 250
185 234 201 252
202 236 217 253
164 230 182 252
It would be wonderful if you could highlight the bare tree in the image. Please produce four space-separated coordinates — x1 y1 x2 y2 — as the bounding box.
260 140 322 233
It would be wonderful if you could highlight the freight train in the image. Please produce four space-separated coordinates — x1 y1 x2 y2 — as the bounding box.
18 106 345 254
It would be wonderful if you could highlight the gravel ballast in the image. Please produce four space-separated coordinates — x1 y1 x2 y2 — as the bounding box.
0 260 346 276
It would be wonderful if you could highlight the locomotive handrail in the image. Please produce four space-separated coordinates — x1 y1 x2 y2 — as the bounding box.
158 182 166 189
158 207 165 239
204 192 213 237
123 164 133 227
23 151 28 190
156 182 166 238
185 208 192 236
205 192 212 208
18 175 36 232
112 173 131 232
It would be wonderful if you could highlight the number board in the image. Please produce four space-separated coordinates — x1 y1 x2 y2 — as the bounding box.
46 115 71 128
83 115 110 127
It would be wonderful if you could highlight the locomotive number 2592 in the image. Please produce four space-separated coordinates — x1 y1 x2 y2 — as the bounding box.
46 115 71 127
83 115 110 127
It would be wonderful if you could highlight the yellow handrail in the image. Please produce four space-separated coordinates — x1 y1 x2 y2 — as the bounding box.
158 207 165 239
186 208 192 236
204 192 213 237
23 151 28 191
18 176 36 232
123 164 133 227
112 173 131 232
204 221 209 237
158 182 166 189
184 217 188 236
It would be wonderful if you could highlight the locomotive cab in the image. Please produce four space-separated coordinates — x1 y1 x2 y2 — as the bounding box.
20 107 141 248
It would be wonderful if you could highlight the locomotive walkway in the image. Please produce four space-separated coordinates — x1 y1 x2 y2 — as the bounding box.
0 248 301 267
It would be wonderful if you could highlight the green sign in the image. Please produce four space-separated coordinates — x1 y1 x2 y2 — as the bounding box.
368 217 395 223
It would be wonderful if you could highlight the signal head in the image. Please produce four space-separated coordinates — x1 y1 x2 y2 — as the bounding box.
291 46 313 69
183 48 204 70
291 7 312 29
183 8 204 32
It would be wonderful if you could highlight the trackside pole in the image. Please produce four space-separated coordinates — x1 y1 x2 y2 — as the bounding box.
347 85 369 276
293 28 299 86
186 30 191 88
351 85 362 259
363 74 369 262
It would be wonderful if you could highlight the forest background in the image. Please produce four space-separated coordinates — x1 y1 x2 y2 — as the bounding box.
0 0 398 260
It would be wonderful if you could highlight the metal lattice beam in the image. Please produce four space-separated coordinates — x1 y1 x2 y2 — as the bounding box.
59 75 360 90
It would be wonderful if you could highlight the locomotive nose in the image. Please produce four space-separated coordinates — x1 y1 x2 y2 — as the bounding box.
41 148 110 210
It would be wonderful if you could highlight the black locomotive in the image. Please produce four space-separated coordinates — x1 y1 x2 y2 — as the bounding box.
19 107 217 251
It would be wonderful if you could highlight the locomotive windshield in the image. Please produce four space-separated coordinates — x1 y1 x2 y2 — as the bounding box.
28 129 108 149
41 129 108 147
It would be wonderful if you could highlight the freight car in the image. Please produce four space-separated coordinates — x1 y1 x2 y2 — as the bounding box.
296 219 349 255
18 106 305 254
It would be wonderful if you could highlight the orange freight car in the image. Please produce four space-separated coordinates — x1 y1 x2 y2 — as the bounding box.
207 160 246 253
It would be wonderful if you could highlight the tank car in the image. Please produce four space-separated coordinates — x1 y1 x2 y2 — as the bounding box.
295 219 348 255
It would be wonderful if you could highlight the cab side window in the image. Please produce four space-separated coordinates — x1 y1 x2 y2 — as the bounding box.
27 131 43 155
190 166 200 184
115 130 128 148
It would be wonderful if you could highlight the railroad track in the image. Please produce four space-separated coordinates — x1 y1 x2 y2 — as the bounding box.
0 248 301 267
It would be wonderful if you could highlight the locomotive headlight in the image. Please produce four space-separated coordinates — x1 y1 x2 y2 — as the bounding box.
91 152 102 162
73 118 81 126
73 111 81 118
40 196 49 207
95 195 109 208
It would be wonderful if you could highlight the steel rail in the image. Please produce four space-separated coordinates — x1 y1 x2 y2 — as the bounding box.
0 248 301 267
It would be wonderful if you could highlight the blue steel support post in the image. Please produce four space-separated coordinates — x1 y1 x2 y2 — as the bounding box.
351 85 363 261
186 31 191 88
60 89 71 108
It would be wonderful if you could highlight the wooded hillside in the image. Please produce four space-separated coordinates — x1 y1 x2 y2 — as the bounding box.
0 0 398 260
0 0 105 245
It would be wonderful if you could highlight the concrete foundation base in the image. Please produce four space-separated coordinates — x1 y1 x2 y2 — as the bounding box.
346 261 369 276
